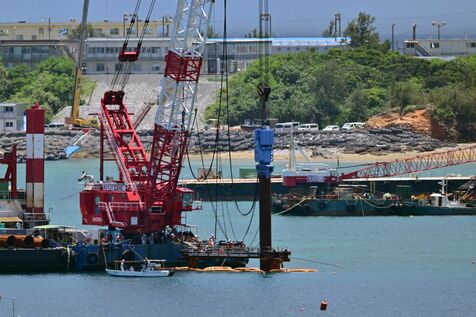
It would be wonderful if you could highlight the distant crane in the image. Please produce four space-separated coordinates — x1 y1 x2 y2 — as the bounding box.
64 0 96 128
341 144 476 180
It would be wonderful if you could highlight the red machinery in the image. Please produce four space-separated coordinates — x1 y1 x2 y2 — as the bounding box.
340 144 476 180
80 0 214 234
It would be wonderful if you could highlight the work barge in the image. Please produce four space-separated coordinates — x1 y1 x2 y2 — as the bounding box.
181 176 474 201
1 0 291 273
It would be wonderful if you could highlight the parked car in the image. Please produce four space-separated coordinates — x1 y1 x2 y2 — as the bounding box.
322 125 340 131
297 123 319 132
275 122 300 133
341 122 365 130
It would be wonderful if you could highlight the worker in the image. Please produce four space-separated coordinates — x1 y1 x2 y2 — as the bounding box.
120 259 125 271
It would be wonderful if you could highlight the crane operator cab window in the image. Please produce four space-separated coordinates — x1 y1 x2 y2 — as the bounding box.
182 192 193 210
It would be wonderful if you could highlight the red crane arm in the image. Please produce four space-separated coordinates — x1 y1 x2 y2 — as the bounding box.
341 145 476 180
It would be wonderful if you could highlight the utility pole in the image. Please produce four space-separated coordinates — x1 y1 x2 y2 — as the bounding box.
391 23 395 51
432 21 446 40
335 12 341 37
412 23 417 40
48 18 51 40
123 13 128 37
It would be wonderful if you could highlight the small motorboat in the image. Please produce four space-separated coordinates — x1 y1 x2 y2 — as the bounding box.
106 259 174 277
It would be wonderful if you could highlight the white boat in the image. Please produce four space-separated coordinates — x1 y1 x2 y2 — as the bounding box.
106 259 174 277
105 268 173 277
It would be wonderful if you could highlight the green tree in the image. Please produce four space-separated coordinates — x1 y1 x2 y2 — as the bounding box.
207 25 220 38
67 23 95 40
0 64 11 101
244 28 258 38
344 12 380 47
321 20 335 37
388 78 422 116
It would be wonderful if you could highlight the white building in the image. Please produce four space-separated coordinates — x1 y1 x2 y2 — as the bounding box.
83 37 170 74
205 37 350 74
0 103 25 132
403 39 476 57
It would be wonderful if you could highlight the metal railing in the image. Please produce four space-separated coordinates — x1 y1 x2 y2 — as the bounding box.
106 201 145 212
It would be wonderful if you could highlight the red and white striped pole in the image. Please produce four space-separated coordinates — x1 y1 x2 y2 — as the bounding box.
25 102 45 215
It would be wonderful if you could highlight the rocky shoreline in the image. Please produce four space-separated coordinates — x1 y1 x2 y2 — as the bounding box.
0 126 454 160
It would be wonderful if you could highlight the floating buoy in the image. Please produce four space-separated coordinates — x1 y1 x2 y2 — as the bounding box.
320 300 328 311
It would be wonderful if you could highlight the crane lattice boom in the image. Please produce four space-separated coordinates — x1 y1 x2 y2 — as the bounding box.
146 0 214 212
341 145 476 179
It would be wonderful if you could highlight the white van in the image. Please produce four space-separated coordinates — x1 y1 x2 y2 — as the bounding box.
341 122 365 130
275 122 300 133
297 123 319 132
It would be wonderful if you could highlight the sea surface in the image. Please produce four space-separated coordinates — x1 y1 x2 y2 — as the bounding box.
0 158 475 316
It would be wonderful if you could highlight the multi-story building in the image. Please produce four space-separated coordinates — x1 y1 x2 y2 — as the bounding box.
1 32 350 73
0 39 75 68
403 39 476 57
83 37 170 74
83 36 350 75
0 19 171 41
205 37 350 73
0 103 25 132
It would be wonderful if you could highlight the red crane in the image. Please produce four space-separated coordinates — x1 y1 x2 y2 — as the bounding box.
80 0 215 234
341 144 476 180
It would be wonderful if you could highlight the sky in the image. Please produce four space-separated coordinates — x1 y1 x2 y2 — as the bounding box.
0 0 475 40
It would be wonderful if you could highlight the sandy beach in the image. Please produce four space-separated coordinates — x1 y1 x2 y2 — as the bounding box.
185 143 476 163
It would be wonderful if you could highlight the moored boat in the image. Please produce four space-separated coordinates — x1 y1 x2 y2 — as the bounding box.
273 179 476 216
106 259 174 277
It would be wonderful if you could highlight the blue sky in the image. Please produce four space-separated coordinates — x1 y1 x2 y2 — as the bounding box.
1 0 475 39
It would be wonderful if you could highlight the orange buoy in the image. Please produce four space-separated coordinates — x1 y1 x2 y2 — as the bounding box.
320 300 328 311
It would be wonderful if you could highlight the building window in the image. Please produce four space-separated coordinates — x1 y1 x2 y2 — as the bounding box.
151 64 161 72
96 63 105 72
5 121 13 128
471 42 476 48
430 42 440 49
31 35 37 40
114 63 123 72
132 64 142 72
406 43 415 48
93 28 104 37
110 28 119 36
16 35 24 40
39 27 44 34
4 106 13 113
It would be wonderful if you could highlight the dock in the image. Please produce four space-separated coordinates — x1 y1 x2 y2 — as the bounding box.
179 176 473 201
179 177 287 201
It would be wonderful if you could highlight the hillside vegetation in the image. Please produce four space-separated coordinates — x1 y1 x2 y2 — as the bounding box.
0 57 95 122
205 47 476 141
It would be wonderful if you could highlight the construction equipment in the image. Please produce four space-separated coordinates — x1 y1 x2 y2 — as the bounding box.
80 0 214 234
64 0 97 128
341 145 476 180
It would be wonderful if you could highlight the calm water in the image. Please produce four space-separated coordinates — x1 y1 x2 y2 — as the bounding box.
0 158 475 316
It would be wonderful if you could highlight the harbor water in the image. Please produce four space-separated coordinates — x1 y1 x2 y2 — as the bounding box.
1 158 475 316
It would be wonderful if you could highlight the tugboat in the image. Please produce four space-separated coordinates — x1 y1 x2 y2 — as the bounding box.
391 179 476 216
